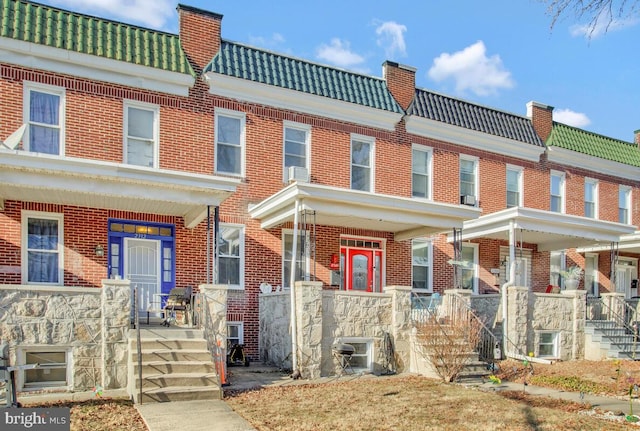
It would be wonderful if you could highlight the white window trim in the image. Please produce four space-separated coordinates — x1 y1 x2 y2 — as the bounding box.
282 121 311 183
339 337 373 373
214 108 246 177
219 223 245 290
506 164 523 208
461 242 479 294
411 143 433 200
21 211 64 286
550 170 566 213
584 178 599 219
350 133 375 192
227 321 244 347
459 154 479 204
123 99 160 168
620 185 632 225
17 345 73 391
412 238 433 293
282 229 311 290
23 81 66 155
537 331 560 359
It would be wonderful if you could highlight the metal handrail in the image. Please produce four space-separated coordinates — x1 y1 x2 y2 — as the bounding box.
410 292 458 351
586 296 639 359
445 293 498 363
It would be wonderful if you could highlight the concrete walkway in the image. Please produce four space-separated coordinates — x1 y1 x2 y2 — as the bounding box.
136 400 255 431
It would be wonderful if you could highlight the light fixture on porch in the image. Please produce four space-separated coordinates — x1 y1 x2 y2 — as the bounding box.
94 244 104 257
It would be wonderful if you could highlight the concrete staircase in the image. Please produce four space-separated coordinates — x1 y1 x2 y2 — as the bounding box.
585 320 640 360
128 327 221 403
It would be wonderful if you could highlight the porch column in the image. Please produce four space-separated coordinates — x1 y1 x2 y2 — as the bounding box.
199 284 228 360
101 278 131 390
294 281 323 379
561 289 586 360
383 285 412 371
506 286 529 357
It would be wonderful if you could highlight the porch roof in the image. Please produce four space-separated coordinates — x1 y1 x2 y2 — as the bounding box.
578 231 640 254
450 207 636 251
248 182 481 241
0 150 239 229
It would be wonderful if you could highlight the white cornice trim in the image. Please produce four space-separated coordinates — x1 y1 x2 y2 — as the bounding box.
547 147 640 180
405 116 545 162
204 73 403 131
0 38 194 96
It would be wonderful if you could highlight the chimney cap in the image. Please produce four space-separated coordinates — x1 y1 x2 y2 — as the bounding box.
382 60 417 73
176 4 223 20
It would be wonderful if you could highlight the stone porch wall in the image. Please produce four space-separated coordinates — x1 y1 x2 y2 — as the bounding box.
199 284 228 360
0 279 130 392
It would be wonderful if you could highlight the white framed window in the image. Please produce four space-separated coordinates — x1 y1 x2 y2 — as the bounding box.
619 185 632 224
412 144 432 199
412 239 432 292
282 229 310 289
215 109 246 176
23 81 65 155
124 100 159 168
550 170 565 213
460 243 478 294
283 122 310 182
550 250 566 288
18 347 72 390
585 253 599 297
584 178 598 219
537 332 559 358
218 224 244 289
339 337 373 373
22 211 64 285
351 134 374 192
459 155 478 206
226 322 244 351
506 165 523 208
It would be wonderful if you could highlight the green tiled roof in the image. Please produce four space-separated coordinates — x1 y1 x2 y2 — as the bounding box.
547 122 640 167
204 40 403 113
0 0 194 76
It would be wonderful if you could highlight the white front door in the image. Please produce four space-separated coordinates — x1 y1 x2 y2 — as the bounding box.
616 264 637 299
125 238 161 316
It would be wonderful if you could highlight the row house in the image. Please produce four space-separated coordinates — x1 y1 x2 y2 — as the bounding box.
1 0 639 388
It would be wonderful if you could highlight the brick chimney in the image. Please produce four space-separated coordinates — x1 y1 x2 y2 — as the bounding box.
526 101 554 143
382 61 416 111
635 129 640 148
177 4 223 73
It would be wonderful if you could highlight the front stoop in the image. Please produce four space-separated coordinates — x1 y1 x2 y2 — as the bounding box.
128 328 221 403
585 320 640 360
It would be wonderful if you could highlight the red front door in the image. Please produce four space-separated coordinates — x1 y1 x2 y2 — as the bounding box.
343 247 383 292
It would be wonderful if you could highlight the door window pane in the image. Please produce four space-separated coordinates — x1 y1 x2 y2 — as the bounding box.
351 254 368 290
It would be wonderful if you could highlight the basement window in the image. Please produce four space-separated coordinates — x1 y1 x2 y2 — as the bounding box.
19 348 71 390
537 332 559 358
340 338 373 373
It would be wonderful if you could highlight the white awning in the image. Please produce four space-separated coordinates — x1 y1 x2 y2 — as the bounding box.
578 231 640 254
0 150 239 228
450 207 636 251
248 182 481 241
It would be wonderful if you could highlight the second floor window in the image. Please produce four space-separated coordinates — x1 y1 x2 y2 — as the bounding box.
351 135 374 192
218 224 244 288
550 171 565 213
24 83 65 155
412 145 432 199
215 110 245 176
584 178 598 219
283 122 310 181
459 157 478 205
619 185 632 224
506 166 522 208
124 102 158 168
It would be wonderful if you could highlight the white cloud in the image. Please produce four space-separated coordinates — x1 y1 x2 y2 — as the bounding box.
375 21 407 59
428 41 514 96
570 8 639 39
316 38 366 70
553 109 591 128
46 0 174 29
248 33 286 50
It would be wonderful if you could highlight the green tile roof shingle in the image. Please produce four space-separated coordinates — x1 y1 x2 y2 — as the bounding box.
204 40 403 113
547 122 640 167
0 0 194 76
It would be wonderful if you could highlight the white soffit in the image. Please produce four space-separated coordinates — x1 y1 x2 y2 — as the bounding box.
205 73 403 131
547 147 640 181
405 116 544 162
0 39 194 96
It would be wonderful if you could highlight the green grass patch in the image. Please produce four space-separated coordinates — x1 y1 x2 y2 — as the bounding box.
530 374 609 394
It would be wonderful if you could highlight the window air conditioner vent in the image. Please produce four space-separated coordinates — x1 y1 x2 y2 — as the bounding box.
288 166 309 183
460 195 476 206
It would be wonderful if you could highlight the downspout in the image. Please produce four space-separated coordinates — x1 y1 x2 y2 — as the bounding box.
501 220 516 357
289 199 300 377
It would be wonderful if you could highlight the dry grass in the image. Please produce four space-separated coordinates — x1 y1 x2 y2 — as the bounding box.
225 374 634 431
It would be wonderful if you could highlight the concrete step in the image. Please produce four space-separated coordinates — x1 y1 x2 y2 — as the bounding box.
133 386 221 403
134 349 212 363
130 338 209 351
129 328 205 340
134 372 218 389
133 361 216 376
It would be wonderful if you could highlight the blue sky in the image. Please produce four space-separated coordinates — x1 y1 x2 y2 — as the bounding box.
42 0 640 143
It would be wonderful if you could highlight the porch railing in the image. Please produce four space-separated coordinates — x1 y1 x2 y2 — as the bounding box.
586 296 640 359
